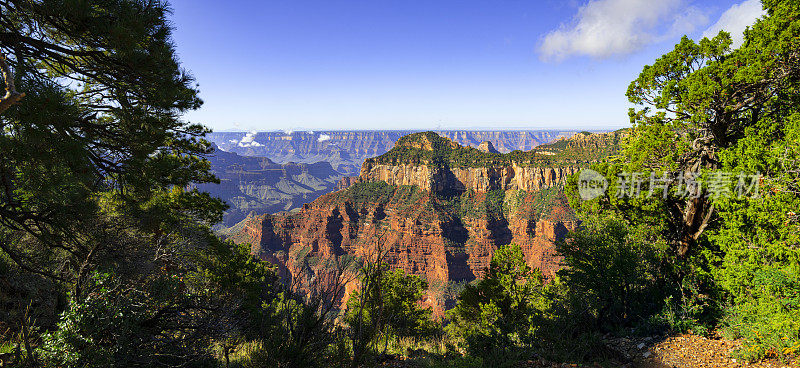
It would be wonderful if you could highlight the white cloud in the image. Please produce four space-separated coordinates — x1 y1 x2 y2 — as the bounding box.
539 0 708 61
669 6 709 37
702 0 764 49
237 131 261 147
239 131 257 143
317 134 331 142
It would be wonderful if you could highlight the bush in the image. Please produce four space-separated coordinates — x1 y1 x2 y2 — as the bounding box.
446 244 548 365
38 273 215 367
346 269 438 347
709 113 800 361
556 217 668 330
723 276 800 361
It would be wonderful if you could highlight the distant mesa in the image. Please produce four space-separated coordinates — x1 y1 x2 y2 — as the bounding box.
394 131 460 151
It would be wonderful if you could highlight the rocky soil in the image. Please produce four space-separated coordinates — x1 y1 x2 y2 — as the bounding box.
641 333 797 368
377 333 798 367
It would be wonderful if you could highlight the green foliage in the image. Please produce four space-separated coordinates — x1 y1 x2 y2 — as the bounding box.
195 238 282 335
484 189 505 218
38 273 215 367
722 270 800 361
528 186 568 221
0 0 221 277
446 244 548 364
559 0 800 361
557 217 669 329
710 113 800 360
248 294 343 368
0 1 227 353
458 189 506 219
6 0 800 366
339 181 396 204
346 269 437 343
197 235 346 367
501 189 527 216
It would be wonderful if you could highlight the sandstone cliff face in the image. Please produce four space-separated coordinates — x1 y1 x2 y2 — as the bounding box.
335 176 359 191
221 131 624 314
226 182 579 315
359 162 579 193
477 140 499 153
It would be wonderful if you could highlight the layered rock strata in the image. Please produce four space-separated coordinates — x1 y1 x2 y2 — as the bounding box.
223 131 623 313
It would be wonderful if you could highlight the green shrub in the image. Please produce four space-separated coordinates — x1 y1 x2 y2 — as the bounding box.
446 244 548 365
38 273 215 367
345 267 438 366
723 280 800 361
556 217 669 330
709 113 800 361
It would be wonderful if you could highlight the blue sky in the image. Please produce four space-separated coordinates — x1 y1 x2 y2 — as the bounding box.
169 0 764 132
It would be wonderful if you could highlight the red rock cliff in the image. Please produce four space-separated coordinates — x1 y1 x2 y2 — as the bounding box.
227 183 579 315
222 131 622 314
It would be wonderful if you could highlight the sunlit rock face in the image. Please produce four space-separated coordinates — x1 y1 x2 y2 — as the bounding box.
225 181 579 316
359 162 580 193
222 131 623 315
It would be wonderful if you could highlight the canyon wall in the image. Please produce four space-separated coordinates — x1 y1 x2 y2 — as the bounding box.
359 162 580 193
221 131 624 313
199 146 343 227
206 130 578 175
226 183 579 314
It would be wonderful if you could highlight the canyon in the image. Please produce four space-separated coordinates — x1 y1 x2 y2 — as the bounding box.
203 130 592 228
198 145 344 227
206 130 579 176
223 131 622 313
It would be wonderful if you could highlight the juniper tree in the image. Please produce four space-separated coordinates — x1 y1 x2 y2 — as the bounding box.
571 0 800 359
620 0 800 257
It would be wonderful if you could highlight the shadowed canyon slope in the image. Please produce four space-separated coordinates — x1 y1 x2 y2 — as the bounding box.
198 146 344 227
223 131 623 312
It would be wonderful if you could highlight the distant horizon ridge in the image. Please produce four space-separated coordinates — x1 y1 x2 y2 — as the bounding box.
210 128 615 133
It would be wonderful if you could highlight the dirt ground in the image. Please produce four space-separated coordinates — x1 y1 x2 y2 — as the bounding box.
380 332 799 367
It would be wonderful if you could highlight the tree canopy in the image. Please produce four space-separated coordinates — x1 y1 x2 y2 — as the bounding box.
567 0 800 360
0 0 222 288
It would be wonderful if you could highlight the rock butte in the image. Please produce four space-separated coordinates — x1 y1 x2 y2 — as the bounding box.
225 132 620 314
